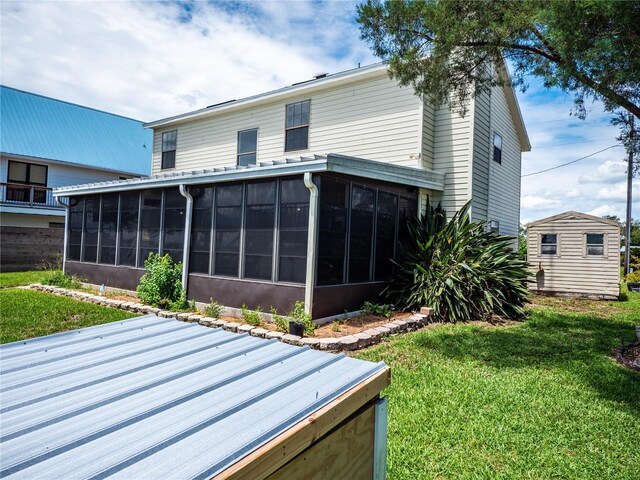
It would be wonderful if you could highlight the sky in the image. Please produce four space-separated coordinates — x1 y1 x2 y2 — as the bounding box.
1 0 638 223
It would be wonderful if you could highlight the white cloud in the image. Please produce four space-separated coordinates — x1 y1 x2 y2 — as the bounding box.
587 204 624 218
520 195 562 211
578 159 627 184
595 182 627 202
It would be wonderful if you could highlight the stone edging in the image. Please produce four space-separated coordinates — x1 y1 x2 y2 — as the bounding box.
27 283 434 352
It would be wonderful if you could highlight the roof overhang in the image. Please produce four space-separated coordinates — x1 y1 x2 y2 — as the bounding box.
527 210 620 227
0 152 140 178
53 153 445 197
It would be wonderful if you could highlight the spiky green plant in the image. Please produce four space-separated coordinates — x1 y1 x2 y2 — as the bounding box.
383 200 529 322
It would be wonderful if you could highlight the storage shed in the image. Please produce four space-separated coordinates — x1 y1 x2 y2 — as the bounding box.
0 316 390 479
526 211 620 299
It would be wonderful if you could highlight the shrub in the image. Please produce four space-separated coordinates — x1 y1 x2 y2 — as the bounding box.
383 199 529 322
361 301 392 318
290 301 315 335
241 304 263 326
270 307 289 333
205 299 224 318
625 270 640 282
42 270 82 289
137 253 185 308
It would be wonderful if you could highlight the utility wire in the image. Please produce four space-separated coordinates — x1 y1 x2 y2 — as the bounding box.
521 144 622 177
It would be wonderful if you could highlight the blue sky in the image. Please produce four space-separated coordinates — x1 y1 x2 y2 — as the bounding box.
1 0 637 223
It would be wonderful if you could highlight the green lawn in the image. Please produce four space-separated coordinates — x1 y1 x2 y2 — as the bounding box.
0 270 57 288
0 289 136 343
355 292 640 479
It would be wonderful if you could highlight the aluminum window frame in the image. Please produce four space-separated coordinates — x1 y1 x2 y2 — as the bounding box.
540 233 558 256
237 128 259 166
585 233 605 257
284 100 310 152
161 130 177 170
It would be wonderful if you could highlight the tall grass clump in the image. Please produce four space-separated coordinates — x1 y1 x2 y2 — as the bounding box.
384 199 529 322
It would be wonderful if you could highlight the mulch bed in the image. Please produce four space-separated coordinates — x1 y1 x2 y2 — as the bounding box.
613 342 640 372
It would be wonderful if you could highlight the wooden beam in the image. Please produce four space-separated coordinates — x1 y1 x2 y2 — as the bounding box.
216 367 391 480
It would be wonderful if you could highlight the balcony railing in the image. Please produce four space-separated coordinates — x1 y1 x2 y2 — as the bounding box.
0 182 61 209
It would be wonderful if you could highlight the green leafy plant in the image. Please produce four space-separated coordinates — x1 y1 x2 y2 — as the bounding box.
136 253 185 308
624 270 640 283
205 299 224 318
383 199 529 323
241 304 263 326
290 301 315 335
361 301 392 319
331 320 341 332
270 307 288 333
42 270 82 289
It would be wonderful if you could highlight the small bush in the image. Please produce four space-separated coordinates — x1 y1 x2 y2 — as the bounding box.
270 307 288 333
242 304 263 326
42 270 82 289
625 270 640 282
137 253 185 308
290 301 315 335
361 301 392 318
331 320 341 332
205 299 224 318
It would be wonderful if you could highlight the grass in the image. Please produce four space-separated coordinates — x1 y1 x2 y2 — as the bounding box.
355 291 640 479
0 289 136 344
0 270 57 288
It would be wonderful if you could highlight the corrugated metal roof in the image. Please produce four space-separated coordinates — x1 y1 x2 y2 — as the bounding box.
0 315 386 479
0 86 152 176
53 153 446 197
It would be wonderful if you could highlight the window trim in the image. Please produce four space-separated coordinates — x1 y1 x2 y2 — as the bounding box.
161 130 177 170
585 232 605 257
493 132 502 164
237 128 258 166
284 100 310 152
7 160 48 186
540 233 558 256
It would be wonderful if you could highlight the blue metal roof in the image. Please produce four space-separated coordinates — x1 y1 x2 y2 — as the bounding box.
0 86 152 176
0 315 386 479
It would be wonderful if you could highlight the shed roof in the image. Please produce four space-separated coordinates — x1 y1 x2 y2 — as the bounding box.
527 211 620 228
0 86 152 176
52 153 445 196
0 315 386 479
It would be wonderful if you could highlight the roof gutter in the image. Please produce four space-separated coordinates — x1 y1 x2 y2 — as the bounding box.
303 172 318 317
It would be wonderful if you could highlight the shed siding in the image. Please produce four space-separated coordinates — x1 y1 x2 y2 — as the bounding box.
152 74 422 174
527 217 620 298
487 85 522 238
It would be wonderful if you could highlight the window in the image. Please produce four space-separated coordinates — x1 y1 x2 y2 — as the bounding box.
138 190 162 266
375 191 397 281
540 234 557 255
6 161 48 203
243 181 276 280
586 233 604 256
161 130 177 169
99 193 119 264
318 178 348 285
118 191 139 266
161 188 186 264
348 185 375 283
278 177 309 283
285 100 310 151
214 183 243 276
82 195 100 263
493 132 502 164
189 186 213 274
68 197 84 261
237 129 258 166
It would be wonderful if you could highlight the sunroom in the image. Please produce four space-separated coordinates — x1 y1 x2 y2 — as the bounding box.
54 154 444 319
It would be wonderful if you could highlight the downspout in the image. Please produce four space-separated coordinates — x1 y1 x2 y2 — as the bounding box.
179 184 193 294
56 196 69 273
303 172 318 317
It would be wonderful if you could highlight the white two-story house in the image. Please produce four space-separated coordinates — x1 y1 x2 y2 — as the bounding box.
54 63 530 318
0 86 152 271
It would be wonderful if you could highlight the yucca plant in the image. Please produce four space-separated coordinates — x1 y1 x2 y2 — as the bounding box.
383 200 529 322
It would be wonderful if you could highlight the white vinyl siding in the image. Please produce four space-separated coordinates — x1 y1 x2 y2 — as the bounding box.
527 215 620 298
486 84 522 238
470 89 491 223
151 74 422 174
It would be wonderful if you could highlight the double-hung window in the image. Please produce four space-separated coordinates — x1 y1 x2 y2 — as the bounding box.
285 100 310 151
540 234 557 255
237 129 258 166
586 233 604 256
493 132 502 164
161 130 177 169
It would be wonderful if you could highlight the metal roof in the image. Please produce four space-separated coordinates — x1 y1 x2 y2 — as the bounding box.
53 153 445 197
0 315 386 479
0 86 152 176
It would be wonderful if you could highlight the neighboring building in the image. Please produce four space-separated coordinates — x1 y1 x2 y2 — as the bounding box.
527 211 620 300
54 62 530 318
0 86 152 271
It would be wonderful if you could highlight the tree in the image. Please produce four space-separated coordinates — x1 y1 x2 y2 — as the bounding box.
356 0 640 119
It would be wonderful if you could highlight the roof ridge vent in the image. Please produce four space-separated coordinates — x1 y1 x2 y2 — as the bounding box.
314 72 328 79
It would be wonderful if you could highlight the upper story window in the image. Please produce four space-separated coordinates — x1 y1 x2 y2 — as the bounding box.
586 233 604 256
6 160 48 203
285 100 310 152
540 233 557 255
493 132 502 164
161 130 177 169
237 128 258 166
